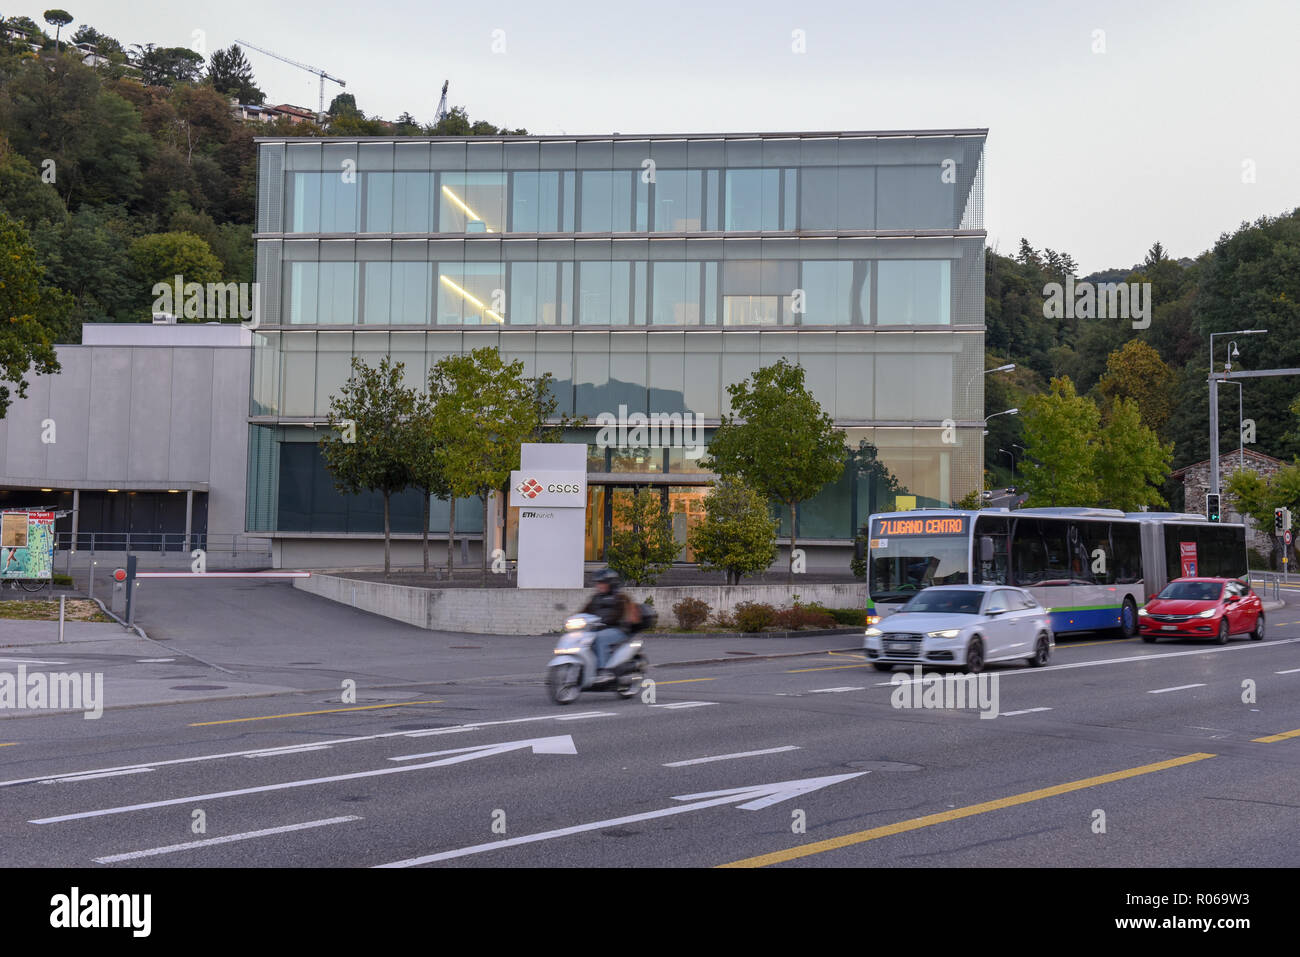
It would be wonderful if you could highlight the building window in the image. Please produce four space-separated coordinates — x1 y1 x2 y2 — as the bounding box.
876 260 951 325
439 172 506 233
724 168 780 230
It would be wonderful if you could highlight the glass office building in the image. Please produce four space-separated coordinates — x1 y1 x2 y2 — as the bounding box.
247 130 987 568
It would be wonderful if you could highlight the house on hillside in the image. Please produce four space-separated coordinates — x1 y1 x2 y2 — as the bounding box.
269 104 316 124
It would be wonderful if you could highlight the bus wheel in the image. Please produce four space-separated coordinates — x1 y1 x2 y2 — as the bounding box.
1119 597 1138 638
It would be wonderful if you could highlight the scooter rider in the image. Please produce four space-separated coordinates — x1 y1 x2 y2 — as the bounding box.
582 569 641 678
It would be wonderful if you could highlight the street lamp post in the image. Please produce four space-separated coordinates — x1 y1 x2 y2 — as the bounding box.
1209 329 1266 500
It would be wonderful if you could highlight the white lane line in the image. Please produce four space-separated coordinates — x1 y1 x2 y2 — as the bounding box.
135 658 175 663
999 707 1053 717
0 711 602 790
0 657 67 665
808 687 866 694
664 746 801 767
93 816 362 863
1276 668 1300 675
47 768 154 784
244 745 333 758
555 712 617 721
650 701 717 710
30 734 576 824
1148 683 1206 694
871 638 1300 686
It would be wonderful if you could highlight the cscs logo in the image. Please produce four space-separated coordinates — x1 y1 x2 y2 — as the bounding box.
517 478 544 499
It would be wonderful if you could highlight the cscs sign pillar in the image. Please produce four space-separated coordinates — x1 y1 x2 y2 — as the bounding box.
509 443 587 588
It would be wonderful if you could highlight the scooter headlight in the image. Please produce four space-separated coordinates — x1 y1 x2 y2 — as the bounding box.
564 616 587 631
553 646 580 655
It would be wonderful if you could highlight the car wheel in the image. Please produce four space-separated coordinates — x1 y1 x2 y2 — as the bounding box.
964 637 985 674
1027 633 1051 667
1216 619 1229 644
1251 612 1265 641
1119 596 1138 638
872 662 895 672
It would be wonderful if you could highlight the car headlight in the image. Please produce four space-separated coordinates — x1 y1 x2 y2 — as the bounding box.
1137 606 1148 616
1197 608 1216 618
564 617 587 631
927 629 961 638
865 627 883 637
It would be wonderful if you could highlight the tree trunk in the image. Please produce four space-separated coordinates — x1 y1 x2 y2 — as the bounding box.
788 500 797 583
422 490 430 574
383 491 392 579
447 497 456 576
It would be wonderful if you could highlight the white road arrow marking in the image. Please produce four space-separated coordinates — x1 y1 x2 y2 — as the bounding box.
375 771 866 867
29 735 577 825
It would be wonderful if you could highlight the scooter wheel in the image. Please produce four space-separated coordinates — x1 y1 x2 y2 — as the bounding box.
617 681 638 699
547 665 581 706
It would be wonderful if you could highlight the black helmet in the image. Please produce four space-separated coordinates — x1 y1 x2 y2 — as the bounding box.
595 568 621 590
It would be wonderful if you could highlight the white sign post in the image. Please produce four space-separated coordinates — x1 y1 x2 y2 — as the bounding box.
510 443 587 589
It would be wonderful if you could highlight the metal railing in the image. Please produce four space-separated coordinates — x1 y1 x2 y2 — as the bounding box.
54 532 272 559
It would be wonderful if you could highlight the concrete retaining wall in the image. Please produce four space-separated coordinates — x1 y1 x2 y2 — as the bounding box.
294 574 867 636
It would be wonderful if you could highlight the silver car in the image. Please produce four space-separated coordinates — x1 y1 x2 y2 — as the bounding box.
864 584 1054 674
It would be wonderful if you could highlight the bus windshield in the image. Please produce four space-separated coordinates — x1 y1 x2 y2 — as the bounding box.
869 534 969 603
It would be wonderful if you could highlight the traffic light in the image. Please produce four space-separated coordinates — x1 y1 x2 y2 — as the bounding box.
1275 508 1286 534
1206 493 1221 523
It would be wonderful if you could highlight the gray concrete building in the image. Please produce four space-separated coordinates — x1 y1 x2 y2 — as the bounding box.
0 323 251 551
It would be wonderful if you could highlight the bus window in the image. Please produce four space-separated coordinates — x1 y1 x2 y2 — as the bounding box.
973 515 1009 585
1077 522 1115 585
1112 522 1141 584
1012 518 1071 585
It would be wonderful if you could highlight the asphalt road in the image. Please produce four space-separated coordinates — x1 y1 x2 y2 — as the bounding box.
1 582 1297 869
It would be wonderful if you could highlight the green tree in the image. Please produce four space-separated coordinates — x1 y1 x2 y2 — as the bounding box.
607 488 679 585
31 206 136 334
1020 376 1101 507
129 231 223 304
1095 339 1177 435
320 357 416 577
131 44 205 86
687 479 778 584
0 137 65 227
1226 464 1300 567
702 358 846 580
404 389 451 574
0 210 67 418
1095 397 1173 510
429 347 557 578
206 45 263 104
42 10 72 50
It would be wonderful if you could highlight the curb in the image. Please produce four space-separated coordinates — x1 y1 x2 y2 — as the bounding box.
654 647 861 668
647 626 863 640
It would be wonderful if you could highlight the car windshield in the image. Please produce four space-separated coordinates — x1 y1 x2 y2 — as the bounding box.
898 589 984 615
1158 581 1223 601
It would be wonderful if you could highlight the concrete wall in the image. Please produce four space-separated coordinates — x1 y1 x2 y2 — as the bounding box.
294 572 866 635
0 342 251 534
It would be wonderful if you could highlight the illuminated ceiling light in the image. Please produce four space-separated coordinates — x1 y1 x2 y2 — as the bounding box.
439 275 504 323
440 185 494 232
40 488 53 492
167 489 180 493
106 489 119 493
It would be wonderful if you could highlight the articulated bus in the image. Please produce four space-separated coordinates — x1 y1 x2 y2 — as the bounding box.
864 507 1248 637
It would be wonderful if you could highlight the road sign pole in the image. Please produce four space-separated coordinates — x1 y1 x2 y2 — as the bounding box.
124 554 137 625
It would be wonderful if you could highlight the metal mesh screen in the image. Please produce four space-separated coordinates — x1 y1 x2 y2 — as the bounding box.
245 425 279 532
256 241 282 327
959 140 985 231
257 143 284 234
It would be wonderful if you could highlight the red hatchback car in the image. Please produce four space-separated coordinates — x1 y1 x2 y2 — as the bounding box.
1138 577 1265 644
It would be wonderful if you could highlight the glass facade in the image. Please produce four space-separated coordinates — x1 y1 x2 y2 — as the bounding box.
250 131 988 548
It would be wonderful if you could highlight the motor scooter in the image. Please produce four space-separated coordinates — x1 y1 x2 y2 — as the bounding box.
547 612 651 705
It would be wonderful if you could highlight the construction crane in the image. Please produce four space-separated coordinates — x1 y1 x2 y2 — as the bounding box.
236 39 346 123
435 80 450 125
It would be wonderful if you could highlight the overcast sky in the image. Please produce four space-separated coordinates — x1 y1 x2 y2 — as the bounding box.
18 0 1299 272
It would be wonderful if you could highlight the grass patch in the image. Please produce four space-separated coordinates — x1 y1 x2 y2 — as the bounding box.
0 599 112 622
